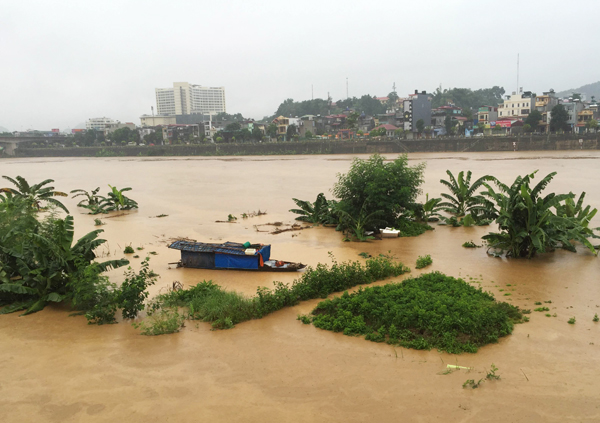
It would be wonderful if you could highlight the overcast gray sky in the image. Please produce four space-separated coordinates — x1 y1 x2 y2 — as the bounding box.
1 0 598 131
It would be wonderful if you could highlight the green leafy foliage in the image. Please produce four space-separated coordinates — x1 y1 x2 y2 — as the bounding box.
304 272 525 353
333 154 425 229
290 193 335 224
1 175 68 213
568 317 576 324
0 196 129 315
415 255 433 269
117 259 157 319
481 171 599 258
137 255 410 334
462 241 480 248
593 314 599 322
438 170 493 218
133 307 185 335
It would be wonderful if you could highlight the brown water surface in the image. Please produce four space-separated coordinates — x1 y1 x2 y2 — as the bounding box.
1 152 600 422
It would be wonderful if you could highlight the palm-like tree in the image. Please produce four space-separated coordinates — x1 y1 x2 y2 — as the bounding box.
1 175 68 213
481 171 598 258
438 170 493 217
0 215 128 315
290 193 331 224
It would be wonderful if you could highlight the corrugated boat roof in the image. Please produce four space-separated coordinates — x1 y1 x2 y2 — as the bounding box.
168 241 266 255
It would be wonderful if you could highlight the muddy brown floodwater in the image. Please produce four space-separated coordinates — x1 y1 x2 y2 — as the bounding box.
1 151 600 423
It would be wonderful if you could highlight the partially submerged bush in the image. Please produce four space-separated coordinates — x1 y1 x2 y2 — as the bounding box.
137 255 411 333
415 255 432 269
303 272 525 354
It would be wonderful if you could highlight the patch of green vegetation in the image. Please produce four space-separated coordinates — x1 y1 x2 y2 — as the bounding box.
149 251 157 255
94 218 104 226
397 219 433 237
303 272 525 354
358 252 371 259
155 214 168 218
133 307 185 335
504 293 511 296
415 255 432 269
594 313 599 322
136 247 144 251
534 307 550 312
568 317 576 324
522 309 531 314
227 214 237 222
124 245 135 254
534 301 542 305
138 255 411 333
463 364 500 389
133 255 139 259
462 241 480 248
481 172 598 258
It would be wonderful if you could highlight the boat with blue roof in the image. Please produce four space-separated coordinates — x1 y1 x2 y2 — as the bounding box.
168 241 306 272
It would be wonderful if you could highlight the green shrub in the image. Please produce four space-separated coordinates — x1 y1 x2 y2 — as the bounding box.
133 307 185 335
462 241 479 248
415 255 432 269
124 245 135 254
136 255 410 334
68 263 119 325
594 313 599 322
117 259 157 319
568 317 576 324
304 272 525 354
397 219 432 237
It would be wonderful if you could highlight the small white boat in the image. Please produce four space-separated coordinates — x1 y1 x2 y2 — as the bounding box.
381 227 400 238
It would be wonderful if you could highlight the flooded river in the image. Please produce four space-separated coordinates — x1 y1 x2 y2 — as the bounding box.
1 151 600 422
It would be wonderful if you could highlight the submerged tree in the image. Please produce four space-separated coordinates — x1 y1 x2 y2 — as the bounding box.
1 175 68 213
332 154 425 228
481 171 598 258
438 170 493 218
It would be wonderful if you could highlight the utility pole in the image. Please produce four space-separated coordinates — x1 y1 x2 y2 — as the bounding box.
516 53 520 94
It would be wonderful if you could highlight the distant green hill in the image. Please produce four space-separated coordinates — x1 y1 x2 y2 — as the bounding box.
556 81 600 100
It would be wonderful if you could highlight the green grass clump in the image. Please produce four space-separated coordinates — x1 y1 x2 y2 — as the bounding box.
397 219 433 237
137 255 411 333
593 313 599 322
133 308 185 335
415 255 432 269
462 241 479 248
124 245 135 254
534 307 550 312
304 272 525 354
568 317 576 324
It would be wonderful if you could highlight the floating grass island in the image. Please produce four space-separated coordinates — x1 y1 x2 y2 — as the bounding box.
300 271 526 354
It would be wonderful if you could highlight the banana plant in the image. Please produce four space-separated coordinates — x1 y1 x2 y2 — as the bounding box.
1 175 68 213
481 171 597 258
438 170 493 218
0 215 129 315
99 185 138 211
290 193 331 224
422 194 443 221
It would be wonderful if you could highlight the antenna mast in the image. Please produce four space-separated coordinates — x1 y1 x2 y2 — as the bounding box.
517 53 520 93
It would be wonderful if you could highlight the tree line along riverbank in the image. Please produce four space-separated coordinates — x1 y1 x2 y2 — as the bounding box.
5 134 600 158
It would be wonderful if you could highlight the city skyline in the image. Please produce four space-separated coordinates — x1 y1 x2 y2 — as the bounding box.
2 0 599 131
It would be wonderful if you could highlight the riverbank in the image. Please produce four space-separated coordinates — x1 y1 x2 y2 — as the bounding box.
7 133 600 158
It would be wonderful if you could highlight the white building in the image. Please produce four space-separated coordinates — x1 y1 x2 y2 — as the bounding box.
155 82 226 116
498 91 535 119
86 117 115 131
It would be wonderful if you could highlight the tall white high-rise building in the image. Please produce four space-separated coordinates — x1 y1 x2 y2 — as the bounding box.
155 82 226 116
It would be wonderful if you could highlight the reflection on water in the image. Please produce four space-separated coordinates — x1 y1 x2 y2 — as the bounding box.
2 151 600 422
